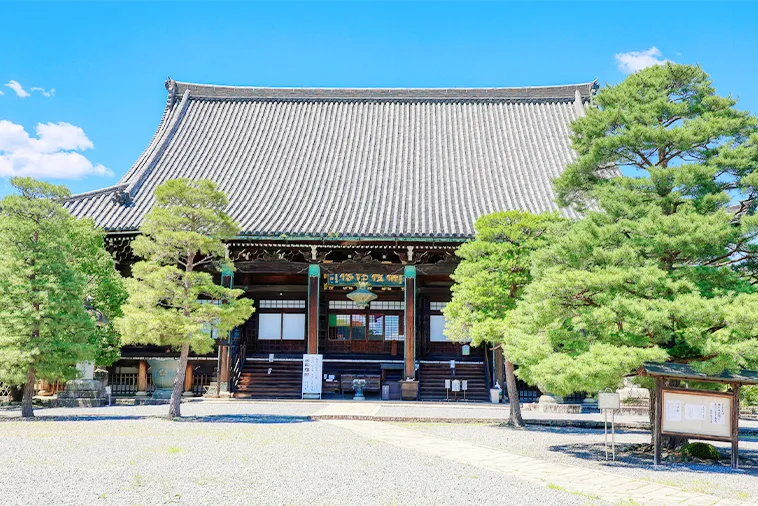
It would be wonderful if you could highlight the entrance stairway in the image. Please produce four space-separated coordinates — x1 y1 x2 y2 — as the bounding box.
418 362 489 402
235 361 302 399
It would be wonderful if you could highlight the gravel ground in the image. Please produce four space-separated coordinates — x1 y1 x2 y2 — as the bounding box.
0 416 593 506
402 422 758 503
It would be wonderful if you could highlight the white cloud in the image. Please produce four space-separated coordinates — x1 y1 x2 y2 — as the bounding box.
0 89 4 96
30 87 55 97
0 120 112 179
615 47 670 74
5 80 30 98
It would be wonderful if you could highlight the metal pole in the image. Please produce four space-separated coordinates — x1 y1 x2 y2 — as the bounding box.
604 409 608 460
612 409 616 461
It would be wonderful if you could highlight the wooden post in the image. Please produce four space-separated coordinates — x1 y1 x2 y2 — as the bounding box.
654 377 663 466
136 360 148 396
183 363 194 397
731 382 740 469
307 264 320 354
218 344 231 397
494 347 505 388
404 266 416 380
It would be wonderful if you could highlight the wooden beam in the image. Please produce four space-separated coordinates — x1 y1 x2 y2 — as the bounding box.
308 264 320 354
404 265 416 380
233 260 459 276
237 285 308 293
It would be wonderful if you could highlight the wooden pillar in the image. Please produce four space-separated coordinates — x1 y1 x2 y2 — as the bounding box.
183 363 194 397
136 360 148 396
494 347 505 388
218 344 231 397
404 265 416 380
307 264 320 355
218 263 233 397
653 377 663 466
731 382 740 469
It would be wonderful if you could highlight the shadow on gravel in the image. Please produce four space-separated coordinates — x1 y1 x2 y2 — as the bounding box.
0 414 313 424
175 414 312 424
510 424 648 436
548 442 758 474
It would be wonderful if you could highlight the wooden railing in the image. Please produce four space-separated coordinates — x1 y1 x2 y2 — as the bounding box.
108 371 212 396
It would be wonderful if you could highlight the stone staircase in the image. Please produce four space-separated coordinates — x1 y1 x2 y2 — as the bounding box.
418 362 489 402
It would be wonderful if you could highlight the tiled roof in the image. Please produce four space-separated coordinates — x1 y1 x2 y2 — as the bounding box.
65 79 597 239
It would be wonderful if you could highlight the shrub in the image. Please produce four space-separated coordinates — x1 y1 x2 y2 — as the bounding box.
681 442 720 460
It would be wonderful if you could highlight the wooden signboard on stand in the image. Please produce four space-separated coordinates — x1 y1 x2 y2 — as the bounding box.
636 362 758 470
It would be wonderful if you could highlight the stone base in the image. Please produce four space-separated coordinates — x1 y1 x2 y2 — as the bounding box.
538 393 565 405
537 403 583 414
620 405 649 416
57 378 107 408
57 398 108 408
182 391 195 397
152 388 173 400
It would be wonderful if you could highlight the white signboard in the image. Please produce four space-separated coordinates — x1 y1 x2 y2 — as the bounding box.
302 354 323 399
598 392 620 410
452 379 461 392
661 389 732 440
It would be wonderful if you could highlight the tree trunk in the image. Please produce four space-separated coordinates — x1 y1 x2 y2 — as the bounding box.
649 382 687 449
504 358 524 427
21 367 36 418
168 343 190 418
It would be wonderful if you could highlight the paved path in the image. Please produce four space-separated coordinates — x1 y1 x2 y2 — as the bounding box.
328 419 756 506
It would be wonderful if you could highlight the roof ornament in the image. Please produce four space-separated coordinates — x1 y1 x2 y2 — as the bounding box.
111 190 132 206
164 76 177 93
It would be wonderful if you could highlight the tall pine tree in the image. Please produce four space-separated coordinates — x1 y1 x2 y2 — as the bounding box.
0 178 110 418
115 179 254 418
445 211 564 427
504 64 758 445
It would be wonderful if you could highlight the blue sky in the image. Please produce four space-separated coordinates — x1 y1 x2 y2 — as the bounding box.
1 1 757 197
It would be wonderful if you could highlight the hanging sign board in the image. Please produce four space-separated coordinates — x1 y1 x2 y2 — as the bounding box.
302 354 323 400
661 388 733 440
326 273 404 287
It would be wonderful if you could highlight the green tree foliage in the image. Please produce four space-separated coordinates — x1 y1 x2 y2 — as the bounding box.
115 179 254 417
0 178 119 417
505 64 758 410
445 211 564 426
71 218 128 366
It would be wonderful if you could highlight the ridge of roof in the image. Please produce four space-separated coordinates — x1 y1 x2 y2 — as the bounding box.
64 183 128 203
167 79 599 102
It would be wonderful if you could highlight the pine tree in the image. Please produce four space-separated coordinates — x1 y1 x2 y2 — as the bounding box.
115 179 254 418
0 178 105 418
71 218 128 367
445 211 564 427
505 64 758 446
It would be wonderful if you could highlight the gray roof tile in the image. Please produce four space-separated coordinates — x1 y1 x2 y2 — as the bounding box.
66 80 595 239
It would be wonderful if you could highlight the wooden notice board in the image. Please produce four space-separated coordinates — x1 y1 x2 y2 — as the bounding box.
661 388 733 441
661 388 732 440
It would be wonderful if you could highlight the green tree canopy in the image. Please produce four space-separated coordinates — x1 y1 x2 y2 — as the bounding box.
0 177 119 417
445 210 564 425
505 64 758 401
115 179 254 417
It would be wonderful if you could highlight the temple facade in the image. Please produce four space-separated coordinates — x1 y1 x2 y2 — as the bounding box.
65 78 596 402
